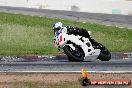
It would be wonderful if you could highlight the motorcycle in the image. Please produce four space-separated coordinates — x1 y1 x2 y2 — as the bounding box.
53 27 111 62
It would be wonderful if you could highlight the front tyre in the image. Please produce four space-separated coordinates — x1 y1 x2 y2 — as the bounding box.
98 48 111 61
63 44 85 62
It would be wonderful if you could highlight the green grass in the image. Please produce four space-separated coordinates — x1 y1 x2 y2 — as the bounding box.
0 12 132 55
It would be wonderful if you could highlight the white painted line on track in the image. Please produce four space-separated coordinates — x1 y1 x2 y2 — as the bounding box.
105 24 132 29
0 71 132 73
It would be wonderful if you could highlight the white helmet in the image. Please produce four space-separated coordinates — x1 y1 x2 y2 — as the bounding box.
53 22 63 31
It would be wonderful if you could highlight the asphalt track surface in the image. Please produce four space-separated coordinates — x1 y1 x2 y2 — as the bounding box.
0 6 132 72
0 61 132 72
0 6 132 28
0 55 132 72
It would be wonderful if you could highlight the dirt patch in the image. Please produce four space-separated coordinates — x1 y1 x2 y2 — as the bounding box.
0 73 132 83
0 72 131 88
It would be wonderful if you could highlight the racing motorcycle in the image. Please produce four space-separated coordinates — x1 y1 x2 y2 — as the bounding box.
53 27 111 62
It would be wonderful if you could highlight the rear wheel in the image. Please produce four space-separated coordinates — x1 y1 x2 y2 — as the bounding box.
63 43 85 62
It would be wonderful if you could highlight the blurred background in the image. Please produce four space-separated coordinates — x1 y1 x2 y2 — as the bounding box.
0 0 132 15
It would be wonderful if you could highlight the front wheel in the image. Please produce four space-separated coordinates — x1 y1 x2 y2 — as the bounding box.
98 47 111 61
63 44 85 62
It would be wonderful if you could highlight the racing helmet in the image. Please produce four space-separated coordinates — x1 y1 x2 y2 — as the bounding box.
53 22 63 31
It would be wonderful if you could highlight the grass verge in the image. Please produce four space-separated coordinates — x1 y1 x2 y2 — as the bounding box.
0 12 132 55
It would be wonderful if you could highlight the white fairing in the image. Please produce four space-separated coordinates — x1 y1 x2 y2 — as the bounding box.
53 27 100 60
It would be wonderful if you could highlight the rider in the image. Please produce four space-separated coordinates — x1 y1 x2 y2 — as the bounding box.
52 22 91 38
52 22 101 48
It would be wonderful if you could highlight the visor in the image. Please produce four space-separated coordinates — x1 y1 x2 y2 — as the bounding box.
55 30 61 36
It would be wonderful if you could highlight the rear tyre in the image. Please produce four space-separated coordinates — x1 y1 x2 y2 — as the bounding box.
63 44 85 62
